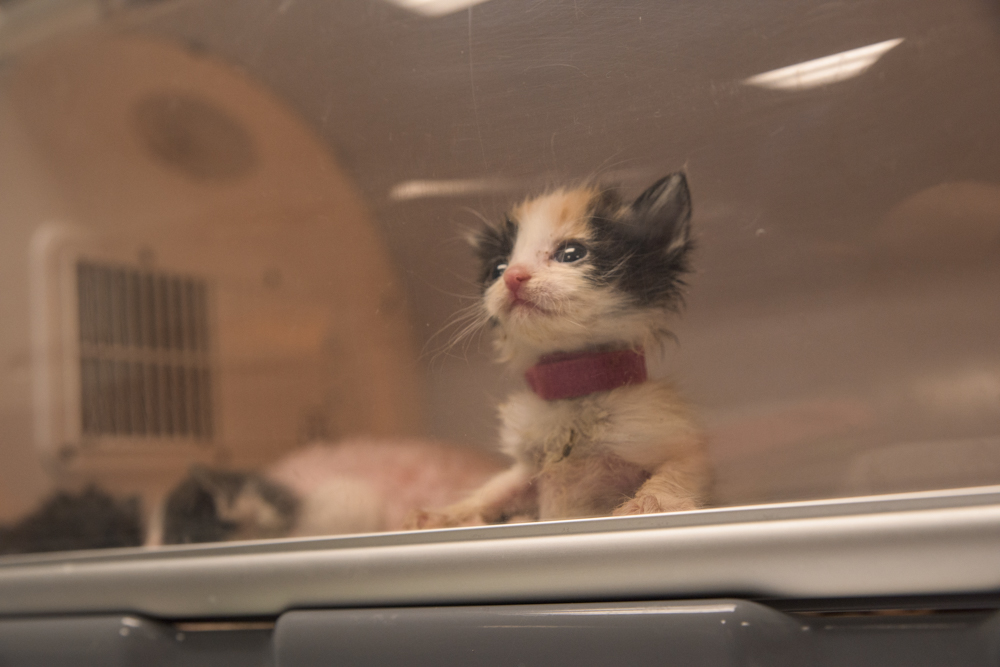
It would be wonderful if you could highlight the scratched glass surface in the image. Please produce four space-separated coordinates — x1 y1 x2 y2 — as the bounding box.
0 0 999 554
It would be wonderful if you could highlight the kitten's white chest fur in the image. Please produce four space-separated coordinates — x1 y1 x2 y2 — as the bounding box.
501 380 704 519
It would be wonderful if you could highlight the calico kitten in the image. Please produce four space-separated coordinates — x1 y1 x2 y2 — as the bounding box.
412 173 709 528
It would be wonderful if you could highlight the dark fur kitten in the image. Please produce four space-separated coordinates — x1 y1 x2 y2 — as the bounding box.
0 486 143 554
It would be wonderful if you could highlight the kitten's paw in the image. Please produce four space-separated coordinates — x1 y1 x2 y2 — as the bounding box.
612 494 697 516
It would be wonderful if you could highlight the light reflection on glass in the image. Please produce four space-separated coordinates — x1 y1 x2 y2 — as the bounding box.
744 38 904 91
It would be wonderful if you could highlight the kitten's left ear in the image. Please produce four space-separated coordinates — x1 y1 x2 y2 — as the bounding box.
630 172 692 251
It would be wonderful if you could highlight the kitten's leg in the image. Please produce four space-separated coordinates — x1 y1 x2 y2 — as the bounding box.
408 464 537 529
612 451 709 516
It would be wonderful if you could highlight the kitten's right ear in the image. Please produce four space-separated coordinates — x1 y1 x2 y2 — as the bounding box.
629 172 692 250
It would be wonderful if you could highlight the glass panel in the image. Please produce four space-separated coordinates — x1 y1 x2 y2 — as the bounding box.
0 0 998 555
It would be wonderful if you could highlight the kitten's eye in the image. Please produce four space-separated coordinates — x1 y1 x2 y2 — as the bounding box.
552 241 588 263
490 261 509 281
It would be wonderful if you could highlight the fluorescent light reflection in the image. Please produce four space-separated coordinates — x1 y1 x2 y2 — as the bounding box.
390 168 663 201
389 177 515 200
383 0 492 17
744 38 903 91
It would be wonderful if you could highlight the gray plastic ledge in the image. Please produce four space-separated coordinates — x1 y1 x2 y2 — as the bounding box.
2 486 1000 619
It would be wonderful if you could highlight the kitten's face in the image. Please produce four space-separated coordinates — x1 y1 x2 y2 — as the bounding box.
474 173 693 365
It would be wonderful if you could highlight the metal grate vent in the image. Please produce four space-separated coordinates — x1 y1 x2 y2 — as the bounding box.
77 261 213 440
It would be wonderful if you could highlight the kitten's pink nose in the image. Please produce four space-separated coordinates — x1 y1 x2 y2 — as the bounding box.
503 265 532 295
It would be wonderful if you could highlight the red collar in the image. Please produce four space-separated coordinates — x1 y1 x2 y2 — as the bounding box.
524 349 647 401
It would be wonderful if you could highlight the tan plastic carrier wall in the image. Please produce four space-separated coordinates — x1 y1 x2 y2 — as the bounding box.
0 32 424 516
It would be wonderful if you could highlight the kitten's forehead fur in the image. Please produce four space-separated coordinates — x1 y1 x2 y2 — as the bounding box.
509 186 598 254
